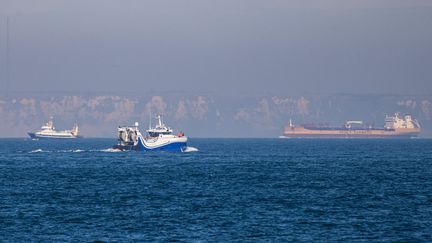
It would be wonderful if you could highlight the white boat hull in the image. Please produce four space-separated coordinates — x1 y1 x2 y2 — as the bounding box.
28 132 79 139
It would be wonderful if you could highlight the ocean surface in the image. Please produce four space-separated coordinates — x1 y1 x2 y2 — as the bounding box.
0 138 431 242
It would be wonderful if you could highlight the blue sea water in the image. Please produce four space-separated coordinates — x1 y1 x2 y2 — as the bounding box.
0 138 431 242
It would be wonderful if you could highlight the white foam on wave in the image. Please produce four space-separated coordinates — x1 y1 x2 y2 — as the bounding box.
55 149 85 153
29 149 87 153
100 148 123 153
182 146 199 153
29 149 45 153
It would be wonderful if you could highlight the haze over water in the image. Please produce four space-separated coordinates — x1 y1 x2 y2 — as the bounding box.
1 1 432 138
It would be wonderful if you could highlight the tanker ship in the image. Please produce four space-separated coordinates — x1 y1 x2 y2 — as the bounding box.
282 113 420 138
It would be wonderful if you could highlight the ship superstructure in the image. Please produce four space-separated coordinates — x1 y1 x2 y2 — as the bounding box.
28 118 80 139
282 113 420 138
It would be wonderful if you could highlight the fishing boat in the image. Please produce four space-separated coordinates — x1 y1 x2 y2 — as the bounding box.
113 115 188 152
28 118 80 139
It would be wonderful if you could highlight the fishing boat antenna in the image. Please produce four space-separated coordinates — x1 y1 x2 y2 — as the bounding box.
149 111 152 130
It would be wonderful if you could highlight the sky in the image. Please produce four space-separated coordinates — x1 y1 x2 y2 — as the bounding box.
1 0 432 95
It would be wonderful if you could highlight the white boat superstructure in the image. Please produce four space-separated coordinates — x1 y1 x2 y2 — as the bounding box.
384 113 421 129
146 115 173 137
28 118 80 139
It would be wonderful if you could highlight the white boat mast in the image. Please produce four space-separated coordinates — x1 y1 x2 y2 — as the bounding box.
149 112 152 130
157 115 163 127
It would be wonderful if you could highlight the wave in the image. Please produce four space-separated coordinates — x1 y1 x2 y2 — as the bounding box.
99 148 123 153
28 147 195 153
56 149 85 153
28 149 85 153
182 146 199 153
29 149 45 153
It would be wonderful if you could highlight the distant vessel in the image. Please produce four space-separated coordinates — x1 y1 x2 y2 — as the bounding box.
28 118 80 139
113 115 188 152
282 113 420 138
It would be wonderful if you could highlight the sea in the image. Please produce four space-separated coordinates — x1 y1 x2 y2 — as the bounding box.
0 138 431 242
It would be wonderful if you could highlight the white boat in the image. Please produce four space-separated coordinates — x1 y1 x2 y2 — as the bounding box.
28 118 80 139
113 115 188 152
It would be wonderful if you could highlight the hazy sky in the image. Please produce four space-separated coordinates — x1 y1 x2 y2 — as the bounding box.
1 0 432 95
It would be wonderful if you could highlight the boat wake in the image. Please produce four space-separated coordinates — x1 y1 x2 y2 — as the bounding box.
28 147 194 153
28 149 86 153
29 149 45 153
182 146 199 153
99 148 123 153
